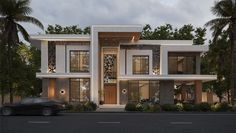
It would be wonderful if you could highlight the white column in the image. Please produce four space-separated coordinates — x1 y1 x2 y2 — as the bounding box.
41 41 48 73
91 27 99 104
56 44 65 73
160 46 168 75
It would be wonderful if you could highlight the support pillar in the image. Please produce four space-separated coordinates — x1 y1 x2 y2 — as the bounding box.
160 80 174 104
195 80 202 104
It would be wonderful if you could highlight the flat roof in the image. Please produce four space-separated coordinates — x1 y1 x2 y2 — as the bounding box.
30 34 91 41
122 40 193 45
92 24 142 28
119 75 217 82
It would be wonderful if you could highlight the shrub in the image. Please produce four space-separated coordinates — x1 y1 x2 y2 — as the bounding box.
142 102 150 111
213 102 231 112
183 104 196 111
161 104 178 111
73 103 84 112
125 103 137 111
84 101 97 111
196 102 211 112
136 103 143 111
176 103 183 111
231 105 236 112
149 104 161 112
65 103 73 110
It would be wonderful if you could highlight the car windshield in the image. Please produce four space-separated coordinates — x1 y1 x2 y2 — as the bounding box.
21 98 34 104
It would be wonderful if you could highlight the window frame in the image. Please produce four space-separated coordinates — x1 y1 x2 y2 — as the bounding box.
168 54 196 74
132 55 149 75
69 78 90 102
69 50 90 73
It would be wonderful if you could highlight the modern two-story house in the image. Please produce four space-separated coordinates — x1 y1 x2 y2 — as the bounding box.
30 25 217 106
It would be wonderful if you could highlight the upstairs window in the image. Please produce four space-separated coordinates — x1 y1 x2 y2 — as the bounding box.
70 50 89 72
168 53 196 74
132 55 149 75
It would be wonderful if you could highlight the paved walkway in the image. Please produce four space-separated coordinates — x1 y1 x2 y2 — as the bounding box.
96 104 125 112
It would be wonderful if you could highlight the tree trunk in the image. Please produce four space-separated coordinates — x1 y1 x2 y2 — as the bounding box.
227 89 230 103
230 21 236 104
1 90 4 105
8 42 13 104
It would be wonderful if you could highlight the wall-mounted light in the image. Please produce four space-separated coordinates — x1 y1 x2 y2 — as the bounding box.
131 36 135 42
60 89 65 95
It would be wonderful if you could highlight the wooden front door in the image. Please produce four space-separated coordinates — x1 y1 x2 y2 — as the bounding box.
104 84 117 104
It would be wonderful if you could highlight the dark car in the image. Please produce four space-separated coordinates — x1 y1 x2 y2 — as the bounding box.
1 97 65 116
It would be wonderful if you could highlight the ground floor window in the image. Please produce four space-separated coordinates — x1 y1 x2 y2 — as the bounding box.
69 78 90 102
120 80 160 103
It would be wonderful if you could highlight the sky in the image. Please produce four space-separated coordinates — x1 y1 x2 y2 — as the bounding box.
22 0 216 42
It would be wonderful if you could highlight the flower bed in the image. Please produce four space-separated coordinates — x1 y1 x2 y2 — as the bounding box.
125 102 236 112
64 101 97 112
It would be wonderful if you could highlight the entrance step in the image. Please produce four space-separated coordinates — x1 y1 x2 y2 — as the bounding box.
97 105 125 112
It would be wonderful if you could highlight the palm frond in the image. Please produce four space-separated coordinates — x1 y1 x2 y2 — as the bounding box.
17 0 31 8
211 0 233 17
205 18 229 27
205 17 230 42
17 23 29 41
16 15 44 30
16 0 32 15
0 0 15 16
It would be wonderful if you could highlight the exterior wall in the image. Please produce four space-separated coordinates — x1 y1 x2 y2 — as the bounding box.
119 81 128 104
55 79 69 101
159 80 174 104
42 78 49 97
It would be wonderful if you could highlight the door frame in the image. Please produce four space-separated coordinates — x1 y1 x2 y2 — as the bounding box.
101 47 119 104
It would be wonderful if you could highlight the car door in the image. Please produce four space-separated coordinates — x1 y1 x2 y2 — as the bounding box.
17 98 35 115
32 98 46 114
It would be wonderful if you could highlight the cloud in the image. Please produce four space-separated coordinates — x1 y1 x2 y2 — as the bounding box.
21 0 216 41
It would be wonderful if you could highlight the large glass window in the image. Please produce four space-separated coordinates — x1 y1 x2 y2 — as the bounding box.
133 55 149 75
70 79 90 102
70 50 89 72
127 80 160 103
139 81 149 100
168 53 196 74
128 81 139 102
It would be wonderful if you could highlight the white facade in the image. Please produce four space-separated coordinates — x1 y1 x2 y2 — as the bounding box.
30 25 217 105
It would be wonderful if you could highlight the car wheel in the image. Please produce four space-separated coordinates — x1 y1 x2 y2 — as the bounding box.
2 107 13 116
42 108 53 116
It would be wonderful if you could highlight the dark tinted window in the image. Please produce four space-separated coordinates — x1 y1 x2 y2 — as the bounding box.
33 98 49 103
21 98 34 104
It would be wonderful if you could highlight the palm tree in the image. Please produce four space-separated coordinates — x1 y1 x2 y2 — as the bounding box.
205 0 236 103
0 0 44 103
